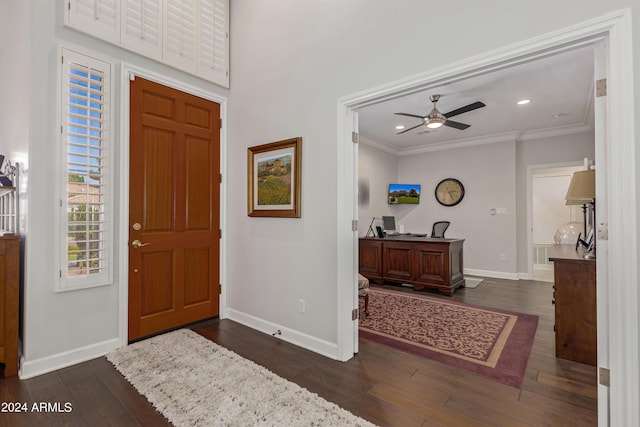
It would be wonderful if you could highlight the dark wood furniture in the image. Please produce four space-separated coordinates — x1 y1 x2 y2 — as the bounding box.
359 236 464 296
0 234 19 377
549 244 597 366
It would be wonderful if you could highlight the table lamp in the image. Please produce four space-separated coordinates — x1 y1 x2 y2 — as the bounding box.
565 169 595 258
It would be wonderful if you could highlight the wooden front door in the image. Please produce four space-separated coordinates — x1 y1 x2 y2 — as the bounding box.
128 77 220 341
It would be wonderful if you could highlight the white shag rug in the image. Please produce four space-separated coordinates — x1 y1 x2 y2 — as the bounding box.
464 277 485 289
107 329 376 427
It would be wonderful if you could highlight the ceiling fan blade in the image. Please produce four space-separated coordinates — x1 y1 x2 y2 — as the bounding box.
444 120 470 130
396 123 424 135
394 112 426 119
444 101 486 118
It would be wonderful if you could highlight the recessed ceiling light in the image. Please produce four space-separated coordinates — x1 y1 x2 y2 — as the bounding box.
395 125 405 130
517 99 531 105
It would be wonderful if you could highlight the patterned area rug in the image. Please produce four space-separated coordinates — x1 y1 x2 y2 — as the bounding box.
359 288 538 388
107 329 375 427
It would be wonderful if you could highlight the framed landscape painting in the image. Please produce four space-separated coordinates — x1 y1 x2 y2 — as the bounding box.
248 137 302 218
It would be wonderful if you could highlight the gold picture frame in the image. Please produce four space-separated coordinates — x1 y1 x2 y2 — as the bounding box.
248 137 302 218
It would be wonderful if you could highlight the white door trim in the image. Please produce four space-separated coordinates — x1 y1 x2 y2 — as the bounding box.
597 10 637 427
337 9 635 426
593 41 611 427
336 104 358 360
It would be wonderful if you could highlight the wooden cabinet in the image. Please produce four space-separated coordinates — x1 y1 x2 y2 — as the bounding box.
382 241 414 283
549 245 597 366
359 239 383 281
0 235 19 377
359 237 464 296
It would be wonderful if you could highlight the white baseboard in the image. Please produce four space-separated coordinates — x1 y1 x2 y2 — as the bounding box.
532 267 554 283
19 338 120 379
464 268 519 281
226 308 340 360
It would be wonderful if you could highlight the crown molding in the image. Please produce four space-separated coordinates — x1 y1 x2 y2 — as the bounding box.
519 123 593 141
361 122 592 157
358 132 400 155
397 130 520 155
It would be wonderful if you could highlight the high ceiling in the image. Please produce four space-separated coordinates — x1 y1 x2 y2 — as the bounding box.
357 45 595 153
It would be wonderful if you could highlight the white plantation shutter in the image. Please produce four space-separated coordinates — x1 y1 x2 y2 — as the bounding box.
164 0 197 71
58 48 113 291
65 0 229 88
122 0 162 56
198 0 228 85
67 0 120 43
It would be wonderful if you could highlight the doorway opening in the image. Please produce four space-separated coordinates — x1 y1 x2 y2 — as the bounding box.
528 162 587 282
339 10 636 426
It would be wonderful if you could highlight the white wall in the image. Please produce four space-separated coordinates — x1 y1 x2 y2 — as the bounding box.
359 141 518 277
0 2 30 163
357 139 397 237
0 1 30 229
398 141 517 275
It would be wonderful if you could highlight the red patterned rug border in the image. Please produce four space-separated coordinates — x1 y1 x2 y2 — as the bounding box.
359 288 539 388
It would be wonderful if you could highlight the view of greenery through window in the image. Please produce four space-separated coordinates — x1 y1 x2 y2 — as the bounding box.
66 61 106 277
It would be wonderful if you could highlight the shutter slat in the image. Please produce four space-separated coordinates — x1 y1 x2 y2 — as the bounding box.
62 48 111 283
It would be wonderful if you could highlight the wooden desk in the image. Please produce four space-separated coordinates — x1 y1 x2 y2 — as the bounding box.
549 244 597 366
359 236 464 296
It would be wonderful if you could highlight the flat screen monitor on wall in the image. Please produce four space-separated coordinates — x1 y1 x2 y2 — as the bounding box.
388 183 421 204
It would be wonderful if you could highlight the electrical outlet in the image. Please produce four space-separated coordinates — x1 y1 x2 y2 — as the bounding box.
299 298 305 313
499 253 506 261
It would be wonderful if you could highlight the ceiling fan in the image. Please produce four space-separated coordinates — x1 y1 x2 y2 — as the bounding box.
394 94 486 134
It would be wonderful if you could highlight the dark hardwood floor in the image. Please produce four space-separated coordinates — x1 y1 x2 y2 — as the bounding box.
0 278 597 426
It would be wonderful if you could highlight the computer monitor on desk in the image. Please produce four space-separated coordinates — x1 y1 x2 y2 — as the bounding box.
382 216 399 235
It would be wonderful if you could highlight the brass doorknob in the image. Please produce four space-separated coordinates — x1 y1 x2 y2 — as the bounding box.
131 239 150 249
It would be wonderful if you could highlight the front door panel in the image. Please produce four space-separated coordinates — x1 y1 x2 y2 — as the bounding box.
128 77 220 340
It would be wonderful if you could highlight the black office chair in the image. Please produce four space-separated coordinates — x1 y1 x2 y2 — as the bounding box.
431 221 450 238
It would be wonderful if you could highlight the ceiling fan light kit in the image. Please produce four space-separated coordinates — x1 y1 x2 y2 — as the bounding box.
425 109 446 129
394 94 486 134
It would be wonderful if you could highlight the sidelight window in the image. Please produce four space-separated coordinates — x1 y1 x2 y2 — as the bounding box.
57 47 113 291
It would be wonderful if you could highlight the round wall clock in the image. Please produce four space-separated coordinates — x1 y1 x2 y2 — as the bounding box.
435 178 465 206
